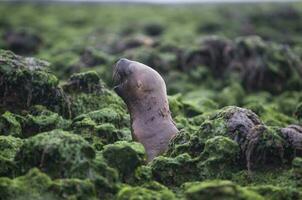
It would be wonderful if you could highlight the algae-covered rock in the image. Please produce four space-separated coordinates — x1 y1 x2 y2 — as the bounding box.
102 141 146 182
63 71 104 94
14 129 95 178
295 102 302 121
0 135 23 159
73 106 129 129
247 185 301 200
184 180 264 200
280 125 302 161
0 168 54 200
143 22 165 36
0 136 23 176
49 178 98 200
292 157 302 186
2 29 43 55
0 50 69 115
182 36 302 94
150 154 199 186
198 136 240 179
63 71 126 118
0 168 99 200
0 111 22 137
116 183 175 200
21 105 71 138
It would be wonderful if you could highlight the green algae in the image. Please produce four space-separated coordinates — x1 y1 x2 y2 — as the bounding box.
0 50 69 116
14 130 96 179
184 180 264 200
116 185 175 200
102 141 146 182
150 154 199 186
0 111 22 137
1 3 302 199
198 136 240 179
0 168 99 200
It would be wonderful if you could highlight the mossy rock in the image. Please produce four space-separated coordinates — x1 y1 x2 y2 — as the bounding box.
0 168 99 200
150 154 199 186
0 135 23 159
116 184 175 200
21 105 71 138
0 50 69 115
0 111 22 137
0 168 54 200
2 28 43 55
247 185 301 200
102 141 146 182
63 71 104 94
292 157 302 186
184 180 264 200
198 136 240 179
295 102 302 121
166 130 205 158
73 106 129 129
14 129 96 179
66 87 126 118
49 178 98 200
0 135 23 176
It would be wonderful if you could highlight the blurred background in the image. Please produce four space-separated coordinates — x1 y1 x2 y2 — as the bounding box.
0 0 302 103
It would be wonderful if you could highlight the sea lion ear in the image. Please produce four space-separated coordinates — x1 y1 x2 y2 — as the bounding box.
137 80 143 88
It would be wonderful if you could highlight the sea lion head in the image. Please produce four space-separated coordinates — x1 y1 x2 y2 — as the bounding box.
113 58 166 105
113 58 178 162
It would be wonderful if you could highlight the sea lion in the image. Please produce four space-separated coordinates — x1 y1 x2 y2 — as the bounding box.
113 58 178 161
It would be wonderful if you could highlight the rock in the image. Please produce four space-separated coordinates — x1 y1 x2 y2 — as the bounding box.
116 183 175 200
0 112 22 137
184 180 263 200
14 129 95 178
0 50 69 116
198 136 240 179
102 141 146 182
2 29 42 55
150 154 199 186
0 168 99 200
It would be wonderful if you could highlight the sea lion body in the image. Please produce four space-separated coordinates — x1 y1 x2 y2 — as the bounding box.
113 58 178 161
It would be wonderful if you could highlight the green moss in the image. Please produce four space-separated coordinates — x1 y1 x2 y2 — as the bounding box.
116 184 175 200
292 157 302 186
73 106 129 129
247 185 301 200
184 180 264 200
21 105 71 138
198 136 240 179
63 71 103 94
102 141 146 182
0 135 23 159
0 50 69 116
0 112 22 137
14 129 96 179
49 178 97 200
0 168 54 200
295 102 302 121
150 154 199 186
0 136 22 176
0 168 100 200
67 88 126 118
166 130 204 158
